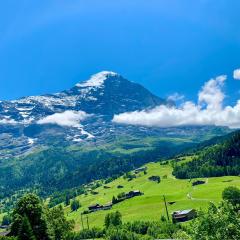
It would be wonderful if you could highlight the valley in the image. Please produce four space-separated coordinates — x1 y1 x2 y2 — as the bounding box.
64 157 240 231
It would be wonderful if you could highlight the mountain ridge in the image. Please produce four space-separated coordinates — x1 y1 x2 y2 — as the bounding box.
0 71 173 159
0 71 169 124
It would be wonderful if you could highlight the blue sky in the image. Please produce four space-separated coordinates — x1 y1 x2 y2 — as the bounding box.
0 0 240 104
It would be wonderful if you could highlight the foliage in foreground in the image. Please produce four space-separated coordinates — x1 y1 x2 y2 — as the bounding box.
9 193 74 240
188 201 240 240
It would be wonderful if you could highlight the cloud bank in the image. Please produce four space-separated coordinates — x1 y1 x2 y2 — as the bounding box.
113 73 240 129
37 110 90 128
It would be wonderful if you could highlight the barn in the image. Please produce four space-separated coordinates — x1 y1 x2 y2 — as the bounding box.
172 209 197 223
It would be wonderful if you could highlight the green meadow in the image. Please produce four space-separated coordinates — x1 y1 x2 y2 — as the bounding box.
64 159 240 231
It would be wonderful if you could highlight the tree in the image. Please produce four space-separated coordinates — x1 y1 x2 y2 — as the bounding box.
222 186 240 206
47 205 74 240
10 193 51 240
105 211 122 228
189 202 240 239
112 196 118 204
18 215 36 240
65 194 70 206
71 199 80 211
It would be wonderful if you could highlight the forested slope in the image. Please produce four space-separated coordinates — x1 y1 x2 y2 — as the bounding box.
173 130 240 179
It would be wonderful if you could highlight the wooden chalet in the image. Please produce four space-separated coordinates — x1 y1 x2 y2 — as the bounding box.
126 190 142 198
102 202 113 210
172 209 197 223
88 203 103 212
134 166 147 174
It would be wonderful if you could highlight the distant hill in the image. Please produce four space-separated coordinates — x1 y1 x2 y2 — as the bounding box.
173 130 240 179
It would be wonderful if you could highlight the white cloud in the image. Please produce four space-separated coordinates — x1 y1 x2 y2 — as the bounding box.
198 75 226 111
0 118 17 124
113 75 240 129
233 69 240 80
167 93 185 102
37 110 90 128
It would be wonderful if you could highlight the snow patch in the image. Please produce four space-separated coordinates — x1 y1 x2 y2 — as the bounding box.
28 138 35 145
80 128 95 139
76 71 118 88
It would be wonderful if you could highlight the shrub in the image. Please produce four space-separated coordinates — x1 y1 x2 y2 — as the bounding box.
189 201 240 239
71 199 81 211
66 227 104 239
222 186 240 206
105 211 122 228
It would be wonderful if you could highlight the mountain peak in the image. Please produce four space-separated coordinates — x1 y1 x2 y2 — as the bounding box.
75 71 119 88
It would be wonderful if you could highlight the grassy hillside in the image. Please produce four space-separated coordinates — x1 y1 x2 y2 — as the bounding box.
64 158 240 231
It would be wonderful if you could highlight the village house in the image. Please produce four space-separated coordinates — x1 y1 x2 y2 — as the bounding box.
88 202 113 212
134 166 147 174
126 190 142 198
172 209 197 223
88 203 103 212
102 202 113 210
192 180 205 186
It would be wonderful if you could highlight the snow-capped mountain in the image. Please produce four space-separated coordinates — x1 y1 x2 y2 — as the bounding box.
0 71 232 160
0 71 172 158
0 71 168 124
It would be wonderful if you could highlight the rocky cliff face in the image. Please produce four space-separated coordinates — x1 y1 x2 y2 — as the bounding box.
0 71 172 158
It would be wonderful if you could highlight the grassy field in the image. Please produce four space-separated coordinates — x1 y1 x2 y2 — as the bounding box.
65 158 240 231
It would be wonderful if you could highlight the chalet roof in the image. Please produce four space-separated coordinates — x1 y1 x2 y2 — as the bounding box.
103 202 113 207
173 209 194 215
135 166 147 170
89 203 101 208
133 190 140 193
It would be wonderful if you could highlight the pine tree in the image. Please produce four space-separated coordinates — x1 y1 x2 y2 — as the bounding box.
112 196 117 204
18 215 36 240
65 194 70 206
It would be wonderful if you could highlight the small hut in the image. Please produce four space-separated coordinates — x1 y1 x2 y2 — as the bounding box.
172 209 197 223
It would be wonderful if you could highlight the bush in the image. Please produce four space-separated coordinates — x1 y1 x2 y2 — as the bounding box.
222 186 240 206
71 199 81 211
66 227 104 239
106 227 152 240
189 201 240 239
105 211 122 228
